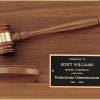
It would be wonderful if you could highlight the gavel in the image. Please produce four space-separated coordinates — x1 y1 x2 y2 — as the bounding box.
0 17 100 55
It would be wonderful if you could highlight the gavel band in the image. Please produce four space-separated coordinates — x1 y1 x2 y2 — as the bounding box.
0 24 14 54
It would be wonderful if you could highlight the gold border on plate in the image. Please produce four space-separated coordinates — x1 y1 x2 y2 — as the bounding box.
49 54 100 88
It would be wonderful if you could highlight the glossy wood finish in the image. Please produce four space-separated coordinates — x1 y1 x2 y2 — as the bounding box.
0 1 100 99
12 17 100 41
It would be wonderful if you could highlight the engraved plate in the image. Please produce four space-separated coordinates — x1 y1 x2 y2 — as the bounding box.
50 54 100 87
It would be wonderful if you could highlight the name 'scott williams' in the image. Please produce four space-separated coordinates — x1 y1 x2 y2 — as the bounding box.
61 63 94 67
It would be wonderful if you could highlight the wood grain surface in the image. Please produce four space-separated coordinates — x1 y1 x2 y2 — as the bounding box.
0 1 100 99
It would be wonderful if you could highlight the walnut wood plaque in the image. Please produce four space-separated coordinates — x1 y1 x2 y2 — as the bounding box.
0 1 100 99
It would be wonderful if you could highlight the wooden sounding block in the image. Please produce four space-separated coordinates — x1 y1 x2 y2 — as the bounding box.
0 65 39 83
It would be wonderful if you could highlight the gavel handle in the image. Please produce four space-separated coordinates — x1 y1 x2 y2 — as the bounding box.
12 17 100 41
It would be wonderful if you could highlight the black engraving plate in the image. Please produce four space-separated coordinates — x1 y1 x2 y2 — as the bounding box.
50 54 100 87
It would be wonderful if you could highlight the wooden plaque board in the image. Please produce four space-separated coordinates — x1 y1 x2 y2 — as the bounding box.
0 1 100 99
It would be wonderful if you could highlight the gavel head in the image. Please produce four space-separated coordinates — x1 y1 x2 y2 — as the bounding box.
0 23 14 54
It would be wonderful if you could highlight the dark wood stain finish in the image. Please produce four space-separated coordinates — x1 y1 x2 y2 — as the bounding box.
0 1 100 99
